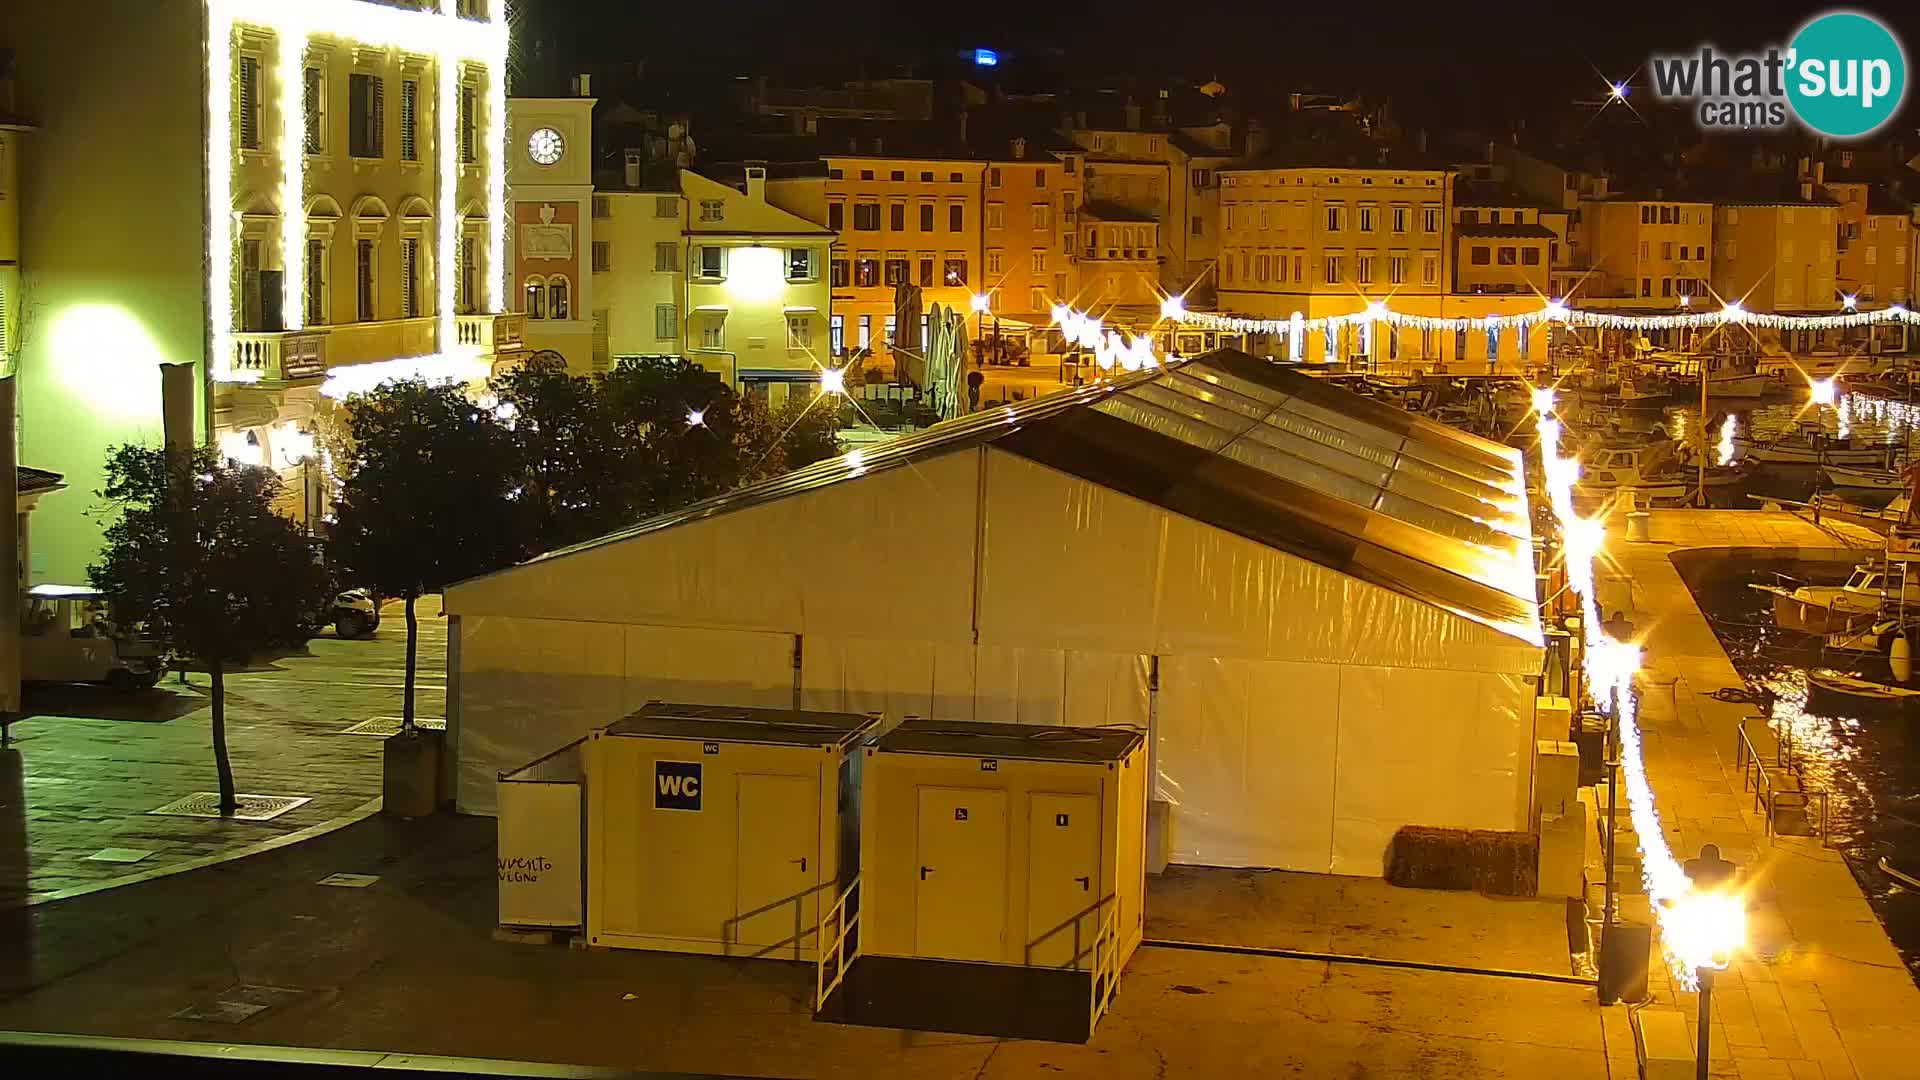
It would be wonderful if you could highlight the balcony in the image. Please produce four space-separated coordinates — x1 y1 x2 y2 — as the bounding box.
231 331 329 381
457 312 527 354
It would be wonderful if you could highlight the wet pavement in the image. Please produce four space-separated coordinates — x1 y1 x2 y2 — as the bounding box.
0 597 446 907
0 812 1611 1079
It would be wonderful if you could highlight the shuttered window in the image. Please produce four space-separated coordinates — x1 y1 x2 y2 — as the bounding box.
400 80 419 161
237 56 261 149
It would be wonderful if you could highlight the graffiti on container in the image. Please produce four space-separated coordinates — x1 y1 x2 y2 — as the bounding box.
497 855 556 883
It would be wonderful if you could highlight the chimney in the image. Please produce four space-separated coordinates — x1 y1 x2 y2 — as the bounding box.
624 150 642 189
745 164 767 203
1011 136 1026 160
958 109 968 147
572 73 592 98
1800 179 1813 200
1150 88 1169 128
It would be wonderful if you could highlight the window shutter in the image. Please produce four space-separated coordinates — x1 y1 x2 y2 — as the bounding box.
238 57 260 149
460 85 476 163
303 68 322 153
400 80 417 161
401 239 416 319
372 77 385 157
0 279 8 354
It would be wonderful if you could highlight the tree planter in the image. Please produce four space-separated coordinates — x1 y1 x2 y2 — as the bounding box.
383 728 444 818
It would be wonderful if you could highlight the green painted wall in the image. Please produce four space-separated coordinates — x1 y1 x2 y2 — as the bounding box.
3 2 208 584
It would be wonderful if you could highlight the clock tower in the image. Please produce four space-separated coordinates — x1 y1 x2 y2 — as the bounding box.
507 84 597 371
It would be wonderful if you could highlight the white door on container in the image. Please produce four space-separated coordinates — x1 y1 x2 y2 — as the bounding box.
734 773 818 957
914 786 1007 962
1026 792 1101 969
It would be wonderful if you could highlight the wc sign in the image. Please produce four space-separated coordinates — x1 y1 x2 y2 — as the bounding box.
654 761 703 811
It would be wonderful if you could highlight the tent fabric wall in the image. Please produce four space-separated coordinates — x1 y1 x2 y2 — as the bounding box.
978 452 1540 675
446 450 982 643
447 420 1542 872
455 616 795 813
1155 655 1533 873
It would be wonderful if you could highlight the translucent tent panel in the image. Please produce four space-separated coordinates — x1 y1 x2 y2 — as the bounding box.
1134 371 1523 528
1095 389 1516 551
455 616 797 813
1155 655 1532 872
981 451 1542 673
1172 359 1523 493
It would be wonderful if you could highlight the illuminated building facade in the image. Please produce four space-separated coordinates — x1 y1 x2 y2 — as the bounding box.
593 165 834 405
2 0 516 579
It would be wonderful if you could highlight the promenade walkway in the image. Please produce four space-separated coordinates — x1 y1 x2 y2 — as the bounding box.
1604 510 1920 1079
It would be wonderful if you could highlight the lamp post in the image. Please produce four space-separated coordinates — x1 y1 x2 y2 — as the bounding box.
1680 844 1742 1080
971 292 993 365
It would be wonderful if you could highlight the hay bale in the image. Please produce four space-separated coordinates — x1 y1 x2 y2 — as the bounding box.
1388 826 1539 897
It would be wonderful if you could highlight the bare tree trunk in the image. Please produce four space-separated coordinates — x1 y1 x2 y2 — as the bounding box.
211 659 237 812
402 593 418 737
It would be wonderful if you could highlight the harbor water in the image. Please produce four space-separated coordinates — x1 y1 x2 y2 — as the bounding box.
1686 555 1920 980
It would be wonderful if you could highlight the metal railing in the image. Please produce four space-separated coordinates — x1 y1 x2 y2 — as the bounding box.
814 876 861 1012
1735 718 1832 841
1087 906 1120 1039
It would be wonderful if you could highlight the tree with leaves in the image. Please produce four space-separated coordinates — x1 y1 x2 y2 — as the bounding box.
330 380 526 734
491 356 635 552
90 445 331 812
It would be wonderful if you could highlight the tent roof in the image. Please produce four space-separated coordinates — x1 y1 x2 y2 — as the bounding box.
492 350 1540 644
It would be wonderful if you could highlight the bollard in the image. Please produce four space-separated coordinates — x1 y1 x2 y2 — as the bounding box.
1626 511 1651 542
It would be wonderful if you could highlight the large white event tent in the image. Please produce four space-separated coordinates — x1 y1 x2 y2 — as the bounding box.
444 350 1544 874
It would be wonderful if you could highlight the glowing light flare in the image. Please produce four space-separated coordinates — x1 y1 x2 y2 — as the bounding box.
969 292 992 314
318 350 490 399
726 246 788 302
207 3 236 380
1843 294 1859 311
1160 294 1186 320
1663 889 1747 974
1839 395 1852 440
276 19 308 333
819 367 847 395
1534 394 1737 990
1609 81 1629 100
270 422 315 469
1716 415 1736 466
438 43 461 352
686 409 705 427
1531 387 1557 417
1809 377 1837 406
219 429 264 468
1171 297 1920 336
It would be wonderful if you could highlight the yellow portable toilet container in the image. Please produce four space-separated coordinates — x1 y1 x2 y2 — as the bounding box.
584 702 878 960
817 719 1147 1043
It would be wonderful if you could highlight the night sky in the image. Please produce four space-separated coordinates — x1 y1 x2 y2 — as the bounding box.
522 0 1920 137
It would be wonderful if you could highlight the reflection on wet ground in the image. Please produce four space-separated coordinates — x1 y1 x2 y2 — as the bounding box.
1690 558 1920 979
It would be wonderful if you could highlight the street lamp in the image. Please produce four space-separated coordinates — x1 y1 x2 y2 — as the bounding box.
970 292 995 365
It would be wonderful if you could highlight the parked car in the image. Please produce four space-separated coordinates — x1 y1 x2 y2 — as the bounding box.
331 588 381 639
21 584 165 692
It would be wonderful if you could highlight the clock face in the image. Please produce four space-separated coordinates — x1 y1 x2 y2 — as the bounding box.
527 127 565 166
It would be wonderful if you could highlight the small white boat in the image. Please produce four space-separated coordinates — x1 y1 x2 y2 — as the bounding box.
1749 564 1920 634
1736 428 1902 467
1573 437 1746 508
1704 355 1776 399
1823 464 1906 493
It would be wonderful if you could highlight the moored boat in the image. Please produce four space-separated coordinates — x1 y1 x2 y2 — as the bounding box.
1823 463 1907 494
1805 669 1920 720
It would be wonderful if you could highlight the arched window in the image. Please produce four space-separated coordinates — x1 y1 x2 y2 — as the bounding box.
547 276 570 320
523 276 547 319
